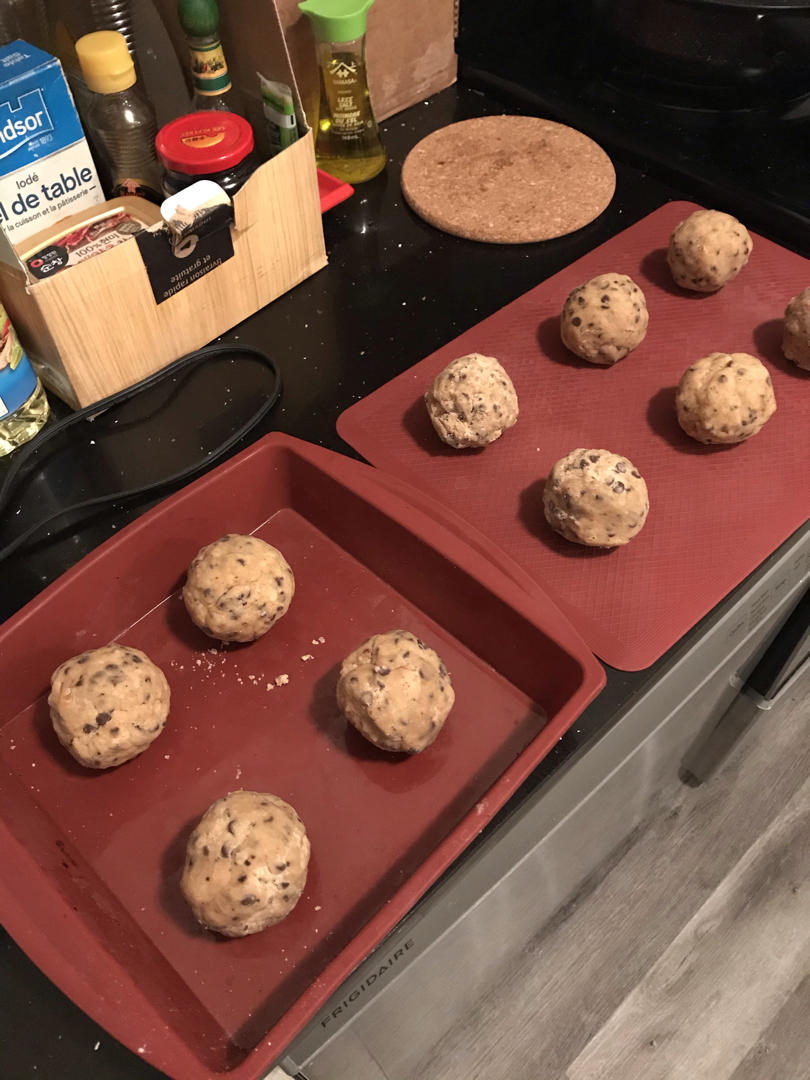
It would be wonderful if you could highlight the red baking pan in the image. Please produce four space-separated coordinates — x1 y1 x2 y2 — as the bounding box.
338 200 810 670
0 433 603 1080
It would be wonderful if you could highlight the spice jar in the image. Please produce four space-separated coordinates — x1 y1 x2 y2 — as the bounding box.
155 111 258 197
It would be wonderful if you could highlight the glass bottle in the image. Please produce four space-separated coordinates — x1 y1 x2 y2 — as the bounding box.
177 0 242 115
299 0 386 185
0 306 49 458
75 29 163 202
42 0 190 127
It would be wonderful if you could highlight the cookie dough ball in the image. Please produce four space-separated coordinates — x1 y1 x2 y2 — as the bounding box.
560 273 649 365
543 449 649 548
183 534 294 643
782 287 810 371
48 643 170 769
676 352 776 444
337 630 455 753
425 353 518 448
181 791 310 938
667 209 752 292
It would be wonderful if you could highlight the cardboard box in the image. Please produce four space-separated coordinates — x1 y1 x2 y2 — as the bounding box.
273 0 458 126
0 0 458 409
156 0 457 133
0 2 326 409
0 131 326 408
0 40 103 246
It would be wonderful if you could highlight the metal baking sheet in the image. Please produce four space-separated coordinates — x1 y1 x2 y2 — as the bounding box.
337 201 810 670
0 434 603 1079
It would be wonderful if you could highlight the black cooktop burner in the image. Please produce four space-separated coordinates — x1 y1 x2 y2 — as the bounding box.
457 0 810 255
597 63 810 127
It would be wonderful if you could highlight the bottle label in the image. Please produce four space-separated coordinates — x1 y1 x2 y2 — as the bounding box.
0 309 37 419
189 41 232 95
325 59 366 138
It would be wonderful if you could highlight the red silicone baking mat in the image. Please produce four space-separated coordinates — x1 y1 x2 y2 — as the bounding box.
337 200 810 670
0 434 603 1080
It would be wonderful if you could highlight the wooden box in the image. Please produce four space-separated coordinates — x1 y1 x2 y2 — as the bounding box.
0 0 458 409
0 0 326 409
0 133 326 408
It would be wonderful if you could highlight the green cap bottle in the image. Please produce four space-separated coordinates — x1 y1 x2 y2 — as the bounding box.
177 0 221 37
177 0 242 113
298 0 374 44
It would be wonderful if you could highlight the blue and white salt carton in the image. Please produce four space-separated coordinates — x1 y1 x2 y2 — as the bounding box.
0 40 103 246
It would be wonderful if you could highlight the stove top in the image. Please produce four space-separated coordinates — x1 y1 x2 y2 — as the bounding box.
457 0 810 254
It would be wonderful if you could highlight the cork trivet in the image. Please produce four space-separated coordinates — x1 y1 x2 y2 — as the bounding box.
401 116 616 244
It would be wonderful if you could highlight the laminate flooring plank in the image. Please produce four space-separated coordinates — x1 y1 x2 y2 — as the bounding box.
729 975 810 1080
416 670 810 1080
565 773 810 1080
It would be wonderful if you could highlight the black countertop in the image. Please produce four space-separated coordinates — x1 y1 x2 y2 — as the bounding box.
0 77 792 1079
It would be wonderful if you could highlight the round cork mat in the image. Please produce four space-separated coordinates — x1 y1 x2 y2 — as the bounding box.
401 116 616 244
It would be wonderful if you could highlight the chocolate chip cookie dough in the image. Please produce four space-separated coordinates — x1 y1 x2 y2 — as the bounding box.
543 449 650 548
48 643 170 768
560 274 649 365
337 630 455 753
425 353 519 448
181 791 310 938
675 352 776 444
782 287 810 371
183 534 294 643
667 209 752 292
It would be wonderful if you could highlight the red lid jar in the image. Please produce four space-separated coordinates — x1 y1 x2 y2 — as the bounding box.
155 112 258 197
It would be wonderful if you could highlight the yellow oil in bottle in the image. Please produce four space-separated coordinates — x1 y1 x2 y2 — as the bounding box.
312 42 386 184
0 378 49 457
0 305 49 457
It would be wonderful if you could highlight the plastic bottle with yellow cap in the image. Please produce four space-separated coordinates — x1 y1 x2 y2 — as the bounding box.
298 0 386 184
75 30 163 202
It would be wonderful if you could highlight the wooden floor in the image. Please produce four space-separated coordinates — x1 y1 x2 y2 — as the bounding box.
417 666 810 1080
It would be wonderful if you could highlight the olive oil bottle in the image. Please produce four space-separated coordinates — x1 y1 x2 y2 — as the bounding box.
0 306 49 458
299 0 385 184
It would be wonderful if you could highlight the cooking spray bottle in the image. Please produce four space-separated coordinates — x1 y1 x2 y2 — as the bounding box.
298 0 385 184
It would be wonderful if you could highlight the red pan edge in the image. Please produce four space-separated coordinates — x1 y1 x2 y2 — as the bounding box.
317 168 354 213
0 433 603 1079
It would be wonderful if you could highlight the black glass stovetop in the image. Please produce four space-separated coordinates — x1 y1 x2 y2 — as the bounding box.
457 0 810 257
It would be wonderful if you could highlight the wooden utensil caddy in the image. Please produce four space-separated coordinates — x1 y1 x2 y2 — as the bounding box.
0 0 458 409
0 129 325 409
